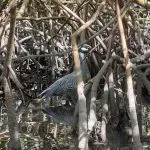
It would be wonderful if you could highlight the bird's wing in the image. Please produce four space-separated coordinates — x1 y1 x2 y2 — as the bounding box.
40 72 77 99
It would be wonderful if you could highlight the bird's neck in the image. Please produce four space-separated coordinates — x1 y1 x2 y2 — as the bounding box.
79 52 91 82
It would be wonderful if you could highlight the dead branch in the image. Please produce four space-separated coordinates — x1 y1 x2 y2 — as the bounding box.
116 0 142 149
1 0 22 149
72 1 105 149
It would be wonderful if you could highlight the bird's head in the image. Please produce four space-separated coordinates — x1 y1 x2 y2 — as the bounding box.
79 44 91 53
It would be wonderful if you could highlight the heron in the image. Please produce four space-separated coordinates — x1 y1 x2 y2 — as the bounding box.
40 44 91 106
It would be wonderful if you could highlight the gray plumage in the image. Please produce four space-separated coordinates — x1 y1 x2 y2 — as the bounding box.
40 72 77 100
40 44 91 102
42 105 74 125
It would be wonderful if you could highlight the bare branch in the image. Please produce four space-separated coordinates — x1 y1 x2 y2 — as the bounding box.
116 0 142 149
